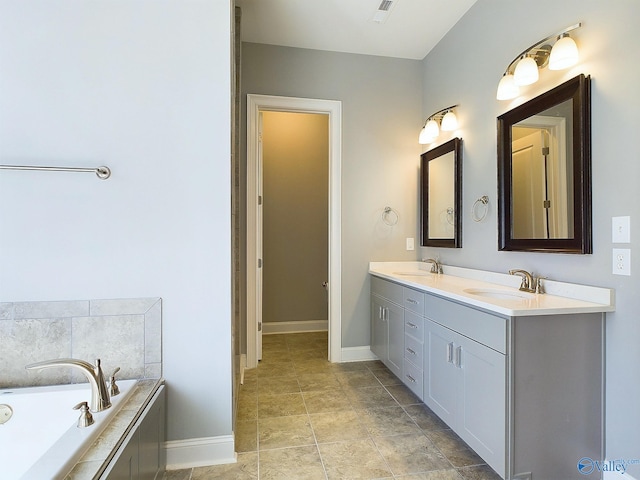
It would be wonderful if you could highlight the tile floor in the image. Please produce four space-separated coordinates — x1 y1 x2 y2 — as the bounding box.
163 332 501 480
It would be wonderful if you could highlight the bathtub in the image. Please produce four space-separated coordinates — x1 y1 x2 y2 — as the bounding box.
0 379 137 480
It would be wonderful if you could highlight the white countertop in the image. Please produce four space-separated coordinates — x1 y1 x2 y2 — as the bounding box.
369 262 615 317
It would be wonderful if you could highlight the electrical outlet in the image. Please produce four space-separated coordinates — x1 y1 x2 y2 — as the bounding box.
612 248 631 276
406 237 415 251
612 216 631 243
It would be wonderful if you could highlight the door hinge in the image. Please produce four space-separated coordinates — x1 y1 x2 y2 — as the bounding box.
542 146 550 156
258 258 262 268
258 322 262 332
543 200 551 208
258 195 262 205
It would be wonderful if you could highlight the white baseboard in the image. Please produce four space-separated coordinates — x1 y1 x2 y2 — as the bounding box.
240 353 247 385
165 435 235 470
262 320 328 334
340 345 378 363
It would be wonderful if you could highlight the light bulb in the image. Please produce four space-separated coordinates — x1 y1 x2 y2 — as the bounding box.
549 34 579 70
496 73 519 100
513 56 539 86
441 111 458 131
419 119 439 144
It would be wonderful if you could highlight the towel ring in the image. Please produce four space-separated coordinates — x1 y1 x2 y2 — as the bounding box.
382 207 399 226
472 196 489 223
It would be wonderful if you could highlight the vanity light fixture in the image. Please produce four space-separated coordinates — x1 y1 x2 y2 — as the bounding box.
496 22 581 100
418 105 458 144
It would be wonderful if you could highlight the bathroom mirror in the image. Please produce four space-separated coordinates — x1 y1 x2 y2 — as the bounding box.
497 74 591 253
421 137 462 248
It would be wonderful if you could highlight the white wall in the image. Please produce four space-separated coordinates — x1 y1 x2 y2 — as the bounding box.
0 0 232 445
421 0 640 466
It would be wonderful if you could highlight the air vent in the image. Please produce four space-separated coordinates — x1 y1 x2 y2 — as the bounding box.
378 0 393 11
372 0 397 23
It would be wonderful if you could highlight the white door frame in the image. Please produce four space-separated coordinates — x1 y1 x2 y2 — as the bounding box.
246 94 342 368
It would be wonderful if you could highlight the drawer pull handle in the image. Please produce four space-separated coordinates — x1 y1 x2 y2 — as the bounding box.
406 298 418 305
406 374 416 383
447 342 454 364
406 347 416 355
455 346 463 368
406 322 418 329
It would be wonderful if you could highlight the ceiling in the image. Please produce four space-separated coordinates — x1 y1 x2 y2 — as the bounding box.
235 0 478 60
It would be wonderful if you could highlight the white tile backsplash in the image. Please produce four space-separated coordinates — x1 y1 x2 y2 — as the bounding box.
0 297 161 388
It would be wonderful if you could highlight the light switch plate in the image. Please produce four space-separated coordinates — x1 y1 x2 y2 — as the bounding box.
612 216 631 243
612 248 631 276
406 237 415 251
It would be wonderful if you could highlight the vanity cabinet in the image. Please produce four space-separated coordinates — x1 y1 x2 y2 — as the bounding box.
370 272 606 480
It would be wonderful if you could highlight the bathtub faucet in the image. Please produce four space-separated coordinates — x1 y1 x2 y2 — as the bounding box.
25 358 112 412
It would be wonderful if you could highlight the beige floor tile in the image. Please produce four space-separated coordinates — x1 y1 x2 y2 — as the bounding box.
403 404 448 432
258 414 315 450
258 392 307 418
259 445 327 479
191 452 258 480
395 469 463 480
343 385 398 409
373 433 451 475
319 438 392 479
258 376 300 396
162 468 192 480
359 406 422 437
303 388 352 413
425 430 485 468
386 384 423 406
310 410 369 443
255 362 297 378
297 372 342 391
235 420 257 452
456 464 502 480
370 367 404 386
335 369 382 388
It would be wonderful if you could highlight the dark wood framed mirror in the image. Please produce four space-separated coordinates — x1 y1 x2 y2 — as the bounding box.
421 137 462 248
497 74 591 253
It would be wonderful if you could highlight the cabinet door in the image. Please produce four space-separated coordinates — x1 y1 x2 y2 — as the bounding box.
424 320 457 426
456 336 506 478
106 428 140 480
385 300 404 378
371 295 387 362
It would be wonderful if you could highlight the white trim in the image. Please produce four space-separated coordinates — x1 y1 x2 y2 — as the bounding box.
246 94 342 368
341 346 379 363
239 353 246 385
263 320 328 335
165 435 235 470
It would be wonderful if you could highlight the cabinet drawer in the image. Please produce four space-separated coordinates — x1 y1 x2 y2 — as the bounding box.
404 333 423 366
371 276 403 305
424 293 507 354
403 287 425 315
404 311 424 341
403 359 424 399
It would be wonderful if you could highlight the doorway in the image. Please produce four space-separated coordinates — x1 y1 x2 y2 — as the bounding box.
246 94 342 369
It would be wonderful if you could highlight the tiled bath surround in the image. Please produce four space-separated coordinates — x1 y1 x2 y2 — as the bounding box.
0 297 161 388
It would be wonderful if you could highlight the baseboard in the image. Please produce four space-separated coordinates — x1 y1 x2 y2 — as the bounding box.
240 353 247 385
165 435 235 470
340 345 379 363
262 320 328 334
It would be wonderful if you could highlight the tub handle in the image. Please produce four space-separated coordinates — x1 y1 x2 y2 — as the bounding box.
109 367 121 397
73 401 94 428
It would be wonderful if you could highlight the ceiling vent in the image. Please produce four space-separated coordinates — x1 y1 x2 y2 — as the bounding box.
372 0 397 23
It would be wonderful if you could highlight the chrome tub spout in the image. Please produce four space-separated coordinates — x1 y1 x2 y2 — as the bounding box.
25 358 111 412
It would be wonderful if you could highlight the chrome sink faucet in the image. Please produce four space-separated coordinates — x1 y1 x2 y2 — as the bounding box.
422 258 443 274
509 269 544 294
26 358 112 412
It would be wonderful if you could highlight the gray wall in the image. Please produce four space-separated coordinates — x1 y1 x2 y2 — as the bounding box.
242 44 424 347
262 112 329 325
0 1 232 444
420 0 640 465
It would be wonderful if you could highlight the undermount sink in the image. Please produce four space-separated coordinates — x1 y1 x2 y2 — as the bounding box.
393 271 432 276
463 287 534 300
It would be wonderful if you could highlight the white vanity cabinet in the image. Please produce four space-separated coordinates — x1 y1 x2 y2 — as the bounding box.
370 277 404 378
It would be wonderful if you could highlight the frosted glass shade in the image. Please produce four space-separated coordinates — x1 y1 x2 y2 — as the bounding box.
419 119 439 144
514 56 539 86
496 73 519 100
549 35 579 70
441 111 458 131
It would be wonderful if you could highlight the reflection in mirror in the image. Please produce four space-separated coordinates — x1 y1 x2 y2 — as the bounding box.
421 138 462 248
498 74 591 253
